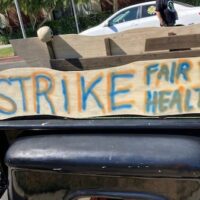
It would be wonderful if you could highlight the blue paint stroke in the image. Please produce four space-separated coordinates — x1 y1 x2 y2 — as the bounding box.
177 62 190 81
146 90 157 114
61 79 68 112
0 93 17 115
110 73 134 111
81 75 103 111
9 77 30 112
146 64 159 85
35 74 55 114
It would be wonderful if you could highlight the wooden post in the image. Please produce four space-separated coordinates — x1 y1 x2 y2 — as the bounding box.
46 41 56 59
104 38 112 56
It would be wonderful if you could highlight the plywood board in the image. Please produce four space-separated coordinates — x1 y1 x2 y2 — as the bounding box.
52 35 107 59
51 49 200 71
10 24 200 64
145 34 200 51
0 57 200 120
52 24 200 59
10 37 51 68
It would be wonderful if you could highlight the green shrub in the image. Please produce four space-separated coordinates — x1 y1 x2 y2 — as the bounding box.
79 12 112 31
43 12 112 35
4 12 112 39
45 17 77 34
8 26 37 40
0 35 9 45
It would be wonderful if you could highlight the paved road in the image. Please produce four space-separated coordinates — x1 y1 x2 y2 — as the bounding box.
0 56 27 71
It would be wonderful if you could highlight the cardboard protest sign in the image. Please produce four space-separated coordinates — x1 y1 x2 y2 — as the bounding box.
0 57 199 119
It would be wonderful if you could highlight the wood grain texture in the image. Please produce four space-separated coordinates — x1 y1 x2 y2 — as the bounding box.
0 57 200 120
145 34 200 51
10 38 51 68
10 24 200 68
51 49 200 71
104 38 112 56
52 35 106 59
52 24 200 59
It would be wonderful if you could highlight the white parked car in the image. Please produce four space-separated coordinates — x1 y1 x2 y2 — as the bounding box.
80 1 200 36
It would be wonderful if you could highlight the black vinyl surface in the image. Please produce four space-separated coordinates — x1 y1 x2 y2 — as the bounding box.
5 134 200 178
0 118 200 130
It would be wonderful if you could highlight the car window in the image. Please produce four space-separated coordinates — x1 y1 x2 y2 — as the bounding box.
109 7 139 26
141 4 156 18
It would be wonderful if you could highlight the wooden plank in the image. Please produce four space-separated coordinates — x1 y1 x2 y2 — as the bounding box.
52 24 200 59
104 38 112 56
46 41 56 59
51 49 200 71
145 34 200 52
1 57 200 120
10 24 200 65
10 38 51 68
52 35 107 59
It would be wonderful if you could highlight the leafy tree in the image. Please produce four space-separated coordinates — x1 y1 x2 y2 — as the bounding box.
0 0 87 30
18 0 70 30
0 0 13 34
0 0 12 14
